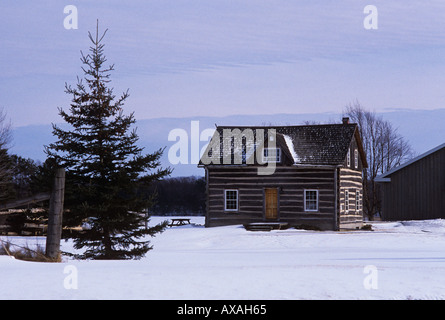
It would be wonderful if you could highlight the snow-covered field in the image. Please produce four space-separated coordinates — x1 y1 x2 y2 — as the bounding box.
1 217 445 300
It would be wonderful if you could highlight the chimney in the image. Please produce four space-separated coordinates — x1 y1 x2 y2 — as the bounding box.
342 117 350 125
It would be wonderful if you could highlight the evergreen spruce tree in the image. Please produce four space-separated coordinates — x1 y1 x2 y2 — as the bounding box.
45 23 171 259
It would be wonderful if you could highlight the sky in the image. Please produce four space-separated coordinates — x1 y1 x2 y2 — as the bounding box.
2 1 445 128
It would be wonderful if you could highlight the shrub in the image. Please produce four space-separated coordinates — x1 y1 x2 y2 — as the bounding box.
360 224 373 231
0 239 60 262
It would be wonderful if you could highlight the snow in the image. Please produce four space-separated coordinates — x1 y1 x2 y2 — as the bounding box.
283 134 299 163
1 217 445 300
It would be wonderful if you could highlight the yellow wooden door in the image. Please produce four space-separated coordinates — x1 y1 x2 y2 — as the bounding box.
265 188 278 219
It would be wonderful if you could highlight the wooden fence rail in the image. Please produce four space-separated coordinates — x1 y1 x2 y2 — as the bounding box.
0 193 51 211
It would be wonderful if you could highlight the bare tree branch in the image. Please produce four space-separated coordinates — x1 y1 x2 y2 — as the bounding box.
343 100 414 220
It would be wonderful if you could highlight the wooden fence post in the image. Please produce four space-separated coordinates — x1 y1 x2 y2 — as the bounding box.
46 168 65 260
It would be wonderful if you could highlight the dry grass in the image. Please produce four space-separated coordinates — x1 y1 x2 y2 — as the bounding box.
0 239 61 262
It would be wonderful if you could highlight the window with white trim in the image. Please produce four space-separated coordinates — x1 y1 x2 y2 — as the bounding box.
356 189 360 212
347 149 351 167
263 148 281 163
304 189 318 212
224 189 238 211
354 149 359 169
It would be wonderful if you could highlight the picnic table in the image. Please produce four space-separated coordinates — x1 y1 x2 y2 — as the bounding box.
169 218 191 227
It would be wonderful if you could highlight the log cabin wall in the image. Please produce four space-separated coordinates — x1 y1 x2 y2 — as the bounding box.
338 136 364 229
205 166 337 230
338 168 363 229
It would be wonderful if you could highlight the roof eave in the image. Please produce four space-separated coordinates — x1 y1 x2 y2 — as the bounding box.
376 142 445 180
354 126 368 168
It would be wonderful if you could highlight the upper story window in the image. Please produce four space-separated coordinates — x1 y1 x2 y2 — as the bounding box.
263 148 281 163
347 149 351 167
354 149 359 169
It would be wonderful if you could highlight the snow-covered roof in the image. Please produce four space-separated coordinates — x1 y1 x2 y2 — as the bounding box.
199 123 366 167
283 134 299 163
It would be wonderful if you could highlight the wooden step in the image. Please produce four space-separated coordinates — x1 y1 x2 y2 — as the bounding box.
243 222 289 232
245 225 274 232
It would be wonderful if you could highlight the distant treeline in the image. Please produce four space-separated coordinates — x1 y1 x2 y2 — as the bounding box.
149 176 205 216
4 155 206 217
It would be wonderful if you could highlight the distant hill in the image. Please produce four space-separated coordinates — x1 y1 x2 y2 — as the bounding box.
11 108 445 177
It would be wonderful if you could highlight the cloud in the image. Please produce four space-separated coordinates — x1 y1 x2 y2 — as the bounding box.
2 1 445 126
3 1 445 76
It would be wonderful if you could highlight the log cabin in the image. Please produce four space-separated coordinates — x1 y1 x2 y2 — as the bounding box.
198 118 368 230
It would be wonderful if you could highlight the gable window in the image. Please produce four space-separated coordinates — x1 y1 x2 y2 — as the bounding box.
224 189 238 211
304 189 318 212
354 149 359 169
263 148 281 163
242 141 256 164
347 149 351 167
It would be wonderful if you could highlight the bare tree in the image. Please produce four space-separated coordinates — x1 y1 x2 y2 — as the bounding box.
344 100 414 220
0 107 13 202
0 108 12 148
301 120 321 125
